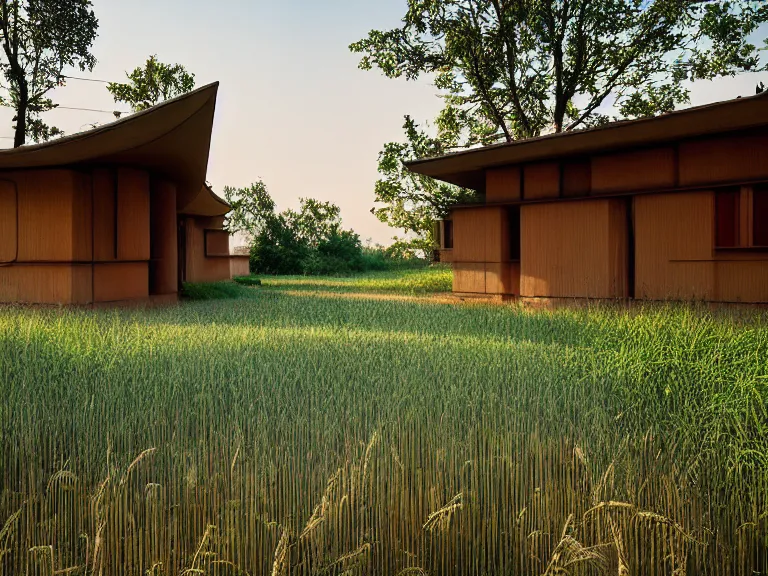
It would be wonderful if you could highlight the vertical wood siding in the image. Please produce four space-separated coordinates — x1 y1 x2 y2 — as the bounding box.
0 180 16 263
0 265 90 304
184 216 231 283
635 191 768 302
16 170 77 262
72 172 93 262
116 168 150 261
520 199 628 298
591 148 676 193
486 167 521 202
452 207 519 295
523 162 560 199
93 262 149 303
93 169 117 262
150 179 179 295
634 192 716 301
679 134 768 186
562 160 591 197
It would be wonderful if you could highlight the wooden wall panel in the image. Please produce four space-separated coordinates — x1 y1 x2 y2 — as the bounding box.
453 209 487 262
205 230 231 257
485 262 520 295
679 134 768 186
150 179 178 295
0 265 90 304
71 265 93 304
486 166 521 202
562 160 591 197
520 199 628 298
453 207 508 263
592 147 676 194
714 261 768 303
93 169 116 262
93 263 148 302
117 168 150 261
230 256 250 278
0 180 16 262
184 216 232 283
453 263 485 293
72 172 93 262
16 171 75 262
524 162 560 199
633 192 715 300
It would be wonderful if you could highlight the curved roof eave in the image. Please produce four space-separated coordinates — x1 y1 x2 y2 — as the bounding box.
0 82 219 208
179 183 231 217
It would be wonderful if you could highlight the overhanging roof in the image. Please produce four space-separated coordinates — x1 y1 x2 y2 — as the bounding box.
406 91 768 192
0 82 219 209
179 183 231 217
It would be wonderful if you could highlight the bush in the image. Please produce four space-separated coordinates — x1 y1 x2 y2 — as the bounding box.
181 282 249 300
233 276 262 286
250 216 308 275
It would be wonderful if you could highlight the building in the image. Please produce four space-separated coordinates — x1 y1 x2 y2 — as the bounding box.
0 82 247 306
408 92 768 305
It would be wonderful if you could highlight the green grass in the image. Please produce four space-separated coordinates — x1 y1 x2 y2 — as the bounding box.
0 269 766 575
259 264 453 294
180 280 252 300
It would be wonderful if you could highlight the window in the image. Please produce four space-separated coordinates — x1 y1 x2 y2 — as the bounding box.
443 220 454 249
508 206 521 261
715 186 768 249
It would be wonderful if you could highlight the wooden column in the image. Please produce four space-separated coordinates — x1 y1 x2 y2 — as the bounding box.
150 179 178 295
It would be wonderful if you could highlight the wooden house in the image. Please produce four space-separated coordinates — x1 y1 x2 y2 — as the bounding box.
408 93 768 305
0 82 247 306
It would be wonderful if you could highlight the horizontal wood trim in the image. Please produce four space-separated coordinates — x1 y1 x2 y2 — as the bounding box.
448 176 768 209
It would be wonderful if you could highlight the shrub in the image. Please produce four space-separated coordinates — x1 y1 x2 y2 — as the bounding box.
181 281 249 300
233 276 262 286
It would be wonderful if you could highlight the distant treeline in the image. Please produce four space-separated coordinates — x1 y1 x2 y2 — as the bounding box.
224 182 427 276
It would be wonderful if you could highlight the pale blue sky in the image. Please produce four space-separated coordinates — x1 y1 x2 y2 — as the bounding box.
1 1 766 245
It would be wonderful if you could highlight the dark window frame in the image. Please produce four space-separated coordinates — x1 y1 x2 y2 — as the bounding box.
443 219 454 250
715 185 768 250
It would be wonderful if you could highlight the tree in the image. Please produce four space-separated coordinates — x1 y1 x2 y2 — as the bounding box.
223 181 371 275
0 0 98 147
351 0 768 250
374 116 477 257
223 181 276 241
352 0 768 143
107 55 195 112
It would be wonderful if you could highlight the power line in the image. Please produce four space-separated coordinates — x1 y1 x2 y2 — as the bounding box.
60 74 114 84
55 105 131 116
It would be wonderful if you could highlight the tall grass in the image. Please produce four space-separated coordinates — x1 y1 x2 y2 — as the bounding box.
0 276 766 575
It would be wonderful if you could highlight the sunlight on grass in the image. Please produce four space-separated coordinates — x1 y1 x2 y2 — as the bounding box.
259 265 453 294
0 273 766 575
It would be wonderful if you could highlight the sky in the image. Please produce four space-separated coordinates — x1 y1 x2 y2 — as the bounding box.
0 1 766 247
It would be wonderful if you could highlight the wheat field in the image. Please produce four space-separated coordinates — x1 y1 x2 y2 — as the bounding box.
1 270 766 575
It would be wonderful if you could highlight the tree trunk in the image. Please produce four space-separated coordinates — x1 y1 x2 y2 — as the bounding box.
13 79 29 148
13 80 27 148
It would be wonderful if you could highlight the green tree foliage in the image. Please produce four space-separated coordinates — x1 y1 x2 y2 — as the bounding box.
223 181 276 242
352 0 768 140
0 0 98 147
224 182 368 275
351 0 768 245
107 55 195 112
373 116 478 257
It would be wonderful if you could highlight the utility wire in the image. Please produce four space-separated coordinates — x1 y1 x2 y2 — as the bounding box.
55 105 131 115
60 74 114 84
